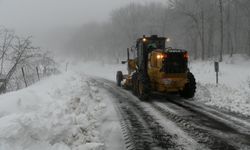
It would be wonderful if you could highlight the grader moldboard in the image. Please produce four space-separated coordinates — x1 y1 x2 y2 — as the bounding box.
116 35 196 101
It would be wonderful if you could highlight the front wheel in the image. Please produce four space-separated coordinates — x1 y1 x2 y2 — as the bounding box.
116 71 123 87
180 72 196 99
132 73 138 95
137 79 150 101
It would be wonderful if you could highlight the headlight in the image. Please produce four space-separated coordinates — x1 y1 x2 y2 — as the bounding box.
157 54 164 59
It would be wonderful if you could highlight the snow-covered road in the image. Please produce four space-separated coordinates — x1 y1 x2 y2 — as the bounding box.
94 78 250 150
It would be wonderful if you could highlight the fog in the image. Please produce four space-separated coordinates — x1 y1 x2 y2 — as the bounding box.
0 0 164 50
1 0 248 62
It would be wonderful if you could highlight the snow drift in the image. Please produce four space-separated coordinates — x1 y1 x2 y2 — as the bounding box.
0 71 106 150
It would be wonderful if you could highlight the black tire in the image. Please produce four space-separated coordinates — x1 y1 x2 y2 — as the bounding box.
180 72 196 99
116 71 123 87
137 74 151 101
132 73 138 95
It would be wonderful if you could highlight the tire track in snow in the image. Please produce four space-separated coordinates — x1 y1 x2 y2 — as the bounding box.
151 98 250 149
93 78 179 150
150 102 237 150
93 78 250 150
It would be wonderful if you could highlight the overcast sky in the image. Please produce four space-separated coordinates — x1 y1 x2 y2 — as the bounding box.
0 0 164 49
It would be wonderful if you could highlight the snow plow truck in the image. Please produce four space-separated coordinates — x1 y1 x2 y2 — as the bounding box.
116 35 196 100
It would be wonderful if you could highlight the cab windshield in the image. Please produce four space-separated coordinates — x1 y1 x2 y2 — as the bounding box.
145 39 165 50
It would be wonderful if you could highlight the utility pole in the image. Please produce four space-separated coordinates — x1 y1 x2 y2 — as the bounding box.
219 0 224 62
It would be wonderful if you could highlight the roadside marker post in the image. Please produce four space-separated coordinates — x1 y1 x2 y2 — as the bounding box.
21 67 28 87
214 62 219 85
36 67 40 81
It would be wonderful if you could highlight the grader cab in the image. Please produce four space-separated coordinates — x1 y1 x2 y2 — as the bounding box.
116 35 196 100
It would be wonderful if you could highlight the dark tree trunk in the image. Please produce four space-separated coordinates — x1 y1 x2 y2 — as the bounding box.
219 0 224 62
201 9 205 60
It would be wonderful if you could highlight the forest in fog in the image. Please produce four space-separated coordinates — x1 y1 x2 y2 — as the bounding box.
67 0 250 62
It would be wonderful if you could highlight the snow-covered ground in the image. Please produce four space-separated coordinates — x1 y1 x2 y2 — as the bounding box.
190 55 250 116
0 71 110 150
0 54 249 150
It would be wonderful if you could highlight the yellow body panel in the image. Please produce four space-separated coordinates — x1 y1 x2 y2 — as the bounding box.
123 50 188 93
128 59 137 74
147 51 188 92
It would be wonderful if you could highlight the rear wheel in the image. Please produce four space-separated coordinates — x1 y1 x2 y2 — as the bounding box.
180 72 196 99
116 71 123 87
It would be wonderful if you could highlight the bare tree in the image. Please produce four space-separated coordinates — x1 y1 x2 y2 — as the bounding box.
172 0 207 60
0 28 14 74
219 0 224 62
65 0 250 61
2 36 35 90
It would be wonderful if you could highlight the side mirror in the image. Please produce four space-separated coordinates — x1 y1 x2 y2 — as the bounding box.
121 61 127 64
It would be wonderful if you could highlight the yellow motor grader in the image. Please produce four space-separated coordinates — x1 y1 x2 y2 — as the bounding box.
116 35 196 100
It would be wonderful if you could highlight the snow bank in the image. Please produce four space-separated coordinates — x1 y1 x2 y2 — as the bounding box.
0 71 107 150
191 55 250 116
195 83 250 116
